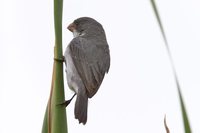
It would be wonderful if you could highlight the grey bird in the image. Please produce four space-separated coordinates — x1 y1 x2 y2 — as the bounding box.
63 17 110 124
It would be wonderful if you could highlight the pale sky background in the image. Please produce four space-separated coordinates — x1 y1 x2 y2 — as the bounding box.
1 0 200 132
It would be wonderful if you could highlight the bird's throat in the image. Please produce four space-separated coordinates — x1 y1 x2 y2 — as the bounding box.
73 30 80 38
73 30 85 38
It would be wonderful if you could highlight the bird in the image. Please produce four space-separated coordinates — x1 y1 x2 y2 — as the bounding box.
63 17 110 125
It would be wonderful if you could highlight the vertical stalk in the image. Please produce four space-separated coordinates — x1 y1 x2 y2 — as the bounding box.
42 0 68 133
150 0 191 132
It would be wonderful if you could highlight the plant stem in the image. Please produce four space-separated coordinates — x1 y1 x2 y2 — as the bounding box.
42 0 68 132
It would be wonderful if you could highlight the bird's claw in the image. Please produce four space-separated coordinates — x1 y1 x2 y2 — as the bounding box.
57 94 76 107
57 100 71 107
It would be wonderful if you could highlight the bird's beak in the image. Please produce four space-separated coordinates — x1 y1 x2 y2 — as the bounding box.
67 23 76 32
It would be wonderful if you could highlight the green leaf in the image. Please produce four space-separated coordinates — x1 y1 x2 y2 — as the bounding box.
150 0 191 132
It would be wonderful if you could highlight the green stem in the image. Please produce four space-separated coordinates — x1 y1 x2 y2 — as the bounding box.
42 0 68 132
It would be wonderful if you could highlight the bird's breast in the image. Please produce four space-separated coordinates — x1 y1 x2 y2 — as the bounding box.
64 47 84 93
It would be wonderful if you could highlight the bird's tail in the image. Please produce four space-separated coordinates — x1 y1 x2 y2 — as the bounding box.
75 90 88 125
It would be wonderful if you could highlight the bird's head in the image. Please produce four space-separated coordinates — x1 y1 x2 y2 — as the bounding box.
67 17 104 38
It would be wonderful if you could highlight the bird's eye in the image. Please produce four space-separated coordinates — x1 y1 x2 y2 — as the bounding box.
73 20 78 25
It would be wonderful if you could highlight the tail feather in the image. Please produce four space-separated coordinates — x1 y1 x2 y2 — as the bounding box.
75 90 88 125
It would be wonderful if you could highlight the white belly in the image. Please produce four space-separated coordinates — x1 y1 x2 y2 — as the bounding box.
64 47 83 93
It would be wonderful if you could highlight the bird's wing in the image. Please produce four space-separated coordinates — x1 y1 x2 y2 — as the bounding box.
69 37 110 98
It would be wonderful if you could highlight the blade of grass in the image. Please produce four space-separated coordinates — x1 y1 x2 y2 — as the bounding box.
42 0 68 132
150 1 191 132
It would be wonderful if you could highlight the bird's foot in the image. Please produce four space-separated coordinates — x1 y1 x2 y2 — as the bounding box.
54 56 65 62
57 94 76 107
59 100 72 107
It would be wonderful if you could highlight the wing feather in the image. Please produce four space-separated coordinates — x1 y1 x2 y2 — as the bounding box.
69 37 110 98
